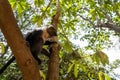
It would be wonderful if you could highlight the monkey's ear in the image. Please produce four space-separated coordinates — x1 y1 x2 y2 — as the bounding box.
47 27 57 36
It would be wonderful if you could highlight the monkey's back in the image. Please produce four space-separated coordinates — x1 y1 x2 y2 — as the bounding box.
25 30 44 54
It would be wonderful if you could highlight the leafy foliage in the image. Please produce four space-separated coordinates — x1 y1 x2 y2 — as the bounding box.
0 43 5 54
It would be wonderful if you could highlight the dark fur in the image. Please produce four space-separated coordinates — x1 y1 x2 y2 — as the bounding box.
26 27 57 64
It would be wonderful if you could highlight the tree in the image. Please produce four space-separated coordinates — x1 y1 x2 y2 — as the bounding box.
0 0 41 80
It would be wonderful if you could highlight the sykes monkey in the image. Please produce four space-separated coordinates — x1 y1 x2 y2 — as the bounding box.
26 26 58 64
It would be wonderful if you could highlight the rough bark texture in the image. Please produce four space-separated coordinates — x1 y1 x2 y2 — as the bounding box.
46 44 61 80
46 0 61 80
0 0 41 80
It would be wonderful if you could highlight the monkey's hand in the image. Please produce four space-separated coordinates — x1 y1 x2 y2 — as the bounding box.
46 36 58 43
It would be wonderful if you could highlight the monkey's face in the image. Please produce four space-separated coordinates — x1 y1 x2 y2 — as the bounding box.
42 29 51 43
42 26 58 44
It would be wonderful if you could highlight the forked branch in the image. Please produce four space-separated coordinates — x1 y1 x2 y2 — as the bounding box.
51 0 60 30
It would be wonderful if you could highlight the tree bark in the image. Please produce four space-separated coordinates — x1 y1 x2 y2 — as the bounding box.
0 0 41 80
46 43 60 80
96 22 120 33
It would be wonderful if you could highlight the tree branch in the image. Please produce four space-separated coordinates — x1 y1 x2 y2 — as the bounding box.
0 0 41 79
0 56 15 74
78 13 120 34
78 14 95 27
96 22 120 33
51 0 60 30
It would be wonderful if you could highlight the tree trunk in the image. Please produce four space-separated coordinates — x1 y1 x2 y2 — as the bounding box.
46 43 60 80
0 0 41 80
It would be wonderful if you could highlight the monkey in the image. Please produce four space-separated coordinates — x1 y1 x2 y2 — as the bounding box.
25 26 58 64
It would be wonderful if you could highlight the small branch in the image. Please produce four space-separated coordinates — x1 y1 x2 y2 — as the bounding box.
78 14 95 27
40 0 53 19
101 9 113 23
51 0 60 30
0 56 15 74
78 14 120 33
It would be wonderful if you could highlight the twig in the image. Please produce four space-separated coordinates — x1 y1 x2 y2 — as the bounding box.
78 14 95 27
40 0 53 19
51 0 60 30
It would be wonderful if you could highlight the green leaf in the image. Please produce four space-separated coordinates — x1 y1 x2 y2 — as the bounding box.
63 42 73 53
104 73 111 80
40 71 46 80
67 63 74 73
34 0 44 7
12 2 17 9
98 72 103 80
97 11 105 18
89 9 95 14
74 64 79 78
88 72 92 80
37 19 43 27
93 53 100 65
9 0 17 9
79 64 86 72
96 56 100 65
31 15 40 24
89 9 97 20
0 43 5 54
59 51 64 59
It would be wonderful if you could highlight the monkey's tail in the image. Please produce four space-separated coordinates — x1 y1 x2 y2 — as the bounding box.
0 56 15 75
